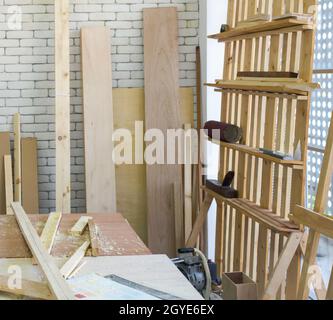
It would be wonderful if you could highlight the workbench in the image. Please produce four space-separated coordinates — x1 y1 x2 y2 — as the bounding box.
0 213 203 300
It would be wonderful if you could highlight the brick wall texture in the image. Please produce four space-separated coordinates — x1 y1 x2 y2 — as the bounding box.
0 0 200 213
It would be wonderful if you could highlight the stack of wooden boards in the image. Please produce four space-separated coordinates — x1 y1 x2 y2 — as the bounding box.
0 114 39 216
80 7 199 257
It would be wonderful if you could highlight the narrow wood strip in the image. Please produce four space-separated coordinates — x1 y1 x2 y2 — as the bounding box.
13 113 21 203
4 155 14 216
0 133 10 215
70 216 92 236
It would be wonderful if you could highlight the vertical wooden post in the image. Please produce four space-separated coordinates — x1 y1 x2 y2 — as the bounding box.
4 155 14 216
55 0 71 213
13 113 21 203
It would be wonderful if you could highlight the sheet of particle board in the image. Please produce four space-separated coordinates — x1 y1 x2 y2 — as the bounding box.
0 213 150 259
21 138 39 214
144 7 182 256
0 133 10 215
113 88 193 244
0 255 203 300
81 26 117 214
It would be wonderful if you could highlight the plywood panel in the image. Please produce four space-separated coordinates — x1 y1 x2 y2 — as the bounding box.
144 7 181 256
21 138 39 214
113 88 193 244
81 26 116 213
0 133 10 215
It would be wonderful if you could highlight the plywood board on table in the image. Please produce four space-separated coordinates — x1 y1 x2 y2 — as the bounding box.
0 133 10 215
81 26 117 214
144 7 181 256
113 88 194 244
0 255 203 300
0 213 150 259
21 138 39 214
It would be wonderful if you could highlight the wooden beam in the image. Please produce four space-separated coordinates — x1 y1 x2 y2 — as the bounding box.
327 267 333 300
4 155 14 216
184 125 192 242
0 133 10 215
263 232 302 300
21 138 39 214
11 202 75 300
55 0 71 213
70 216 92 236
60 241 90 279
0 275 54 300
81 26 117 213
174 182 184 251
186 193 214 248
292 206 333 239
13 113 21 203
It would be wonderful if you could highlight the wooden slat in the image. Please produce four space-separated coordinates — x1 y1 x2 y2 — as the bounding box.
144 7 181 256
327 267 333 300
81 26 117 214
13 113 21 203
55 0 71 213
70 216 92 236
21 138 39 214
40 212 62 253
184 125 192 242
11 202 75 300
174 182 184 250
4 155 14 216
0 133 10 215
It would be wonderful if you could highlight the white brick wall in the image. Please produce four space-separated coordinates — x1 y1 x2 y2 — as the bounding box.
0 0 200 213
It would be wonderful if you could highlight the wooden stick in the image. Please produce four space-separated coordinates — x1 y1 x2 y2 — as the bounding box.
184 125 192 242
0 275 54 300
13 113 21 203
4 155 14 216
55 0 71 213
186 193 214 247
70 216 92 236
326 267 333 300
11 202 75 300
263 232 302 300
174 182 184 250
60 241 90 279
40 212 62 253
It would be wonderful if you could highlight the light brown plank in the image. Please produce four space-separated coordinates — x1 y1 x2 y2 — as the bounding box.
0 133 10 215
81 26 117 214
4 155 14 216
13 113 21 203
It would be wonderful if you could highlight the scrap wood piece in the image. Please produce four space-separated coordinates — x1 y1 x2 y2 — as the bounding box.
21 138 39 214
13 113 21 203
4 155 14 216
88 220 99 257
263 232 302 300
81 26 117 214
70 216 92 236
40 212 62 253
0 274 54 300
174 182 184 251
144 7 182 256
55 0 71 213
60 241 90 279
0 132 10 215
11 202 75 300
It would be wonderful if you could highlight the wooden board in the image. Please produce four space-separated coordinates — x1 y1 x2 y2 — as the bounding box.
4 155 14 216
144 7 181 256
113 88 194 244
21 138 39 214
55 0 71 213
0 213 150 259
81 26 117 214
0 255 203 300
0 133 10 215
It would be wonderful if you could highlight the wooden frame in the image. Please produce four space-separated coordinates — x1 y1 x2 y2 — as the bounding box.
204 0 318 300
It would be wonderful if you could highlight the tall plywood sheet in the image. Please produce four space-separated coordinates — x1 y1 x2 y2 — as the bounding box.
144 7 181 256
113 88 193 244
81 26 117 213
0 133 10 215
21 138 39 214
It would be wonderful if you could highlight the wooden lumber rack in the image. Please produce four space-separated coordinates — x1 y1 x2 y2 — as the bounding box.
190 0 319 300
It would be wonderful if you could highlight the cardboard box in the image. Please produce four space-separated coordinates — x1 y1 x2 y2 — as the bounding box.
222 272 258 300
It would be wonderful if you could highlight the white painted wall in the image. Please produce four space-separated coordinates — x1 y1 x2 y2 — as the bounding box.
199 0 227 259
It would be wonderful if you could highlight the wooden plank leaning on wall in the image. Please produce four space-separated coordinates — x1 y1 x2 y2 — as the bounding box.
143 7 182 256
81 26 117 214
55 0 71 213
0 133 10 215
21 138 39 214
